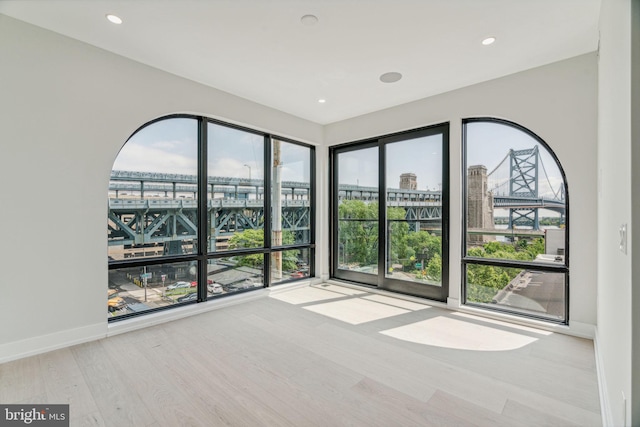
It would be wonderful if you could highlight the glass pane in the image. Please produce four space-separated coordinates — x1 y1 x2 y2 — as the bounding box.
337 147 378 274
465 122 566 262
272 139 311 246
270 249 311 284
207 123 265 252
108 118 198 261
387 220 442 285
466 265 566 321
385 135 443 285
108 260 197 318
207 255 264 295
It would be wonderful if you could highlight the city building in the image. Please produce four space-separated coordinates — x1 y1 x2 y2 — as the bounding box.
0 1 637 426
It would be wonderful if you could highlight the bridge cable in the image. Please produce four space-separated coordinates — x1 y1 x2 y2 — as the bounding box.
487 150 511 195
539 155 561 200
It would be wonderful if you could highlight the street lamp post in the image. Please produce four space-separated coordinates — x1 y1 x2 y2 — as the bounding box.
243 164 252 181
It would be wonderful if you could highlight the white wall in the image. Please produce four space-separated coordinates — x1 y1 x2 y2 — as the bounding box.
325 53 598 332
0 14 322 362
597 0 633 425
632 2 640 424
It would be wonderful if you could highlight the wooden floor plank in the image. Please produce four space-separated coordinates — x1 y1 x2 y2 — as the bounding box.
424 390 524 427
0 355 46 403
71 341 158 426
502 398 596 427
38 348 100 420
0 284 602 426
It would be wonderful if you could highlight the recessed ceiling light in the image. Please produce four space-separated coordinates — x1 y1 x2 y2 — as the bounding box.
301 15 318 26
482 36 496 46
318 99 326 104
380 72 402 83
106 14 123 24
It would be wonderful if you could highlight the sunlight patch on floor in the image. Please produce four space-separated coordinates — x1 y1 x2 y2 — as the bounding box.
304 298 409 325
380 316 539 351
313 284 368 296
270 286 349 304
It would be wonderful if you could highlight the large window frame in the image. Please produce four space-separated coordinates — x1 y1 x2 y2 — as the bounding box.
108 114 315 321
462 117 569 324
329 123 450 302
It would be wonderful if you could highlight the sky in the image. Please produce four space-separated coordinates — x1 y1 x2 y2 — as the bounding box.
112 118 310 183
112 118 563 200
338 134 443 190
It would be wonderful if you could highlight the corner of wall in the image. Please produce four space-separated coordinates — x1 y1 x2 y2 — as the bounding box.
594 326 615 427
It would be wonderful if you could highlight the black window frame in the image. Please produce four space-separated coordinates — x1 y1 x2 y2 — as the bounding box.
108 114 315 322
329 123 450 302
461 117 570 324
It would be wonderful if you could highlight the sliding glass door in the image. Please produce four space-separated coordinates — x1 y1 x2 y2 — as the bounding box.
331 124 448 301
334 144 379 285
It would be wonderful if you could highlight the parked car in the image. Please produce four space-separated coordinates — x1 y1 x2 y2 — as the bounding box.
177 292 198 303
108 290 126 312
191 279 214 287
208 283 224 294
167 281 191 290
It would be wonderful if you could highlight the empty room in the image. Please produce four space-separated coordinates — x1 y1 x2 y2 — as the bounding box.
0 1 637 426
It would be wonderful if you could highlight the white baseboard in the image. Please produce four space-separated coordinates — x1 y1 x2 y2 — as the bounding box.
594 327 614 427
267 278 322 295
447 297 460 308
568 320 597 339
108 289 269 337
0 322 106 364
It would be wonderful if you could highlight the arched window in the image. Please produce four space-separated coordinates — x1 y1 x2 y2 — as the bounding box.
463 118 569 323
108 115 315 320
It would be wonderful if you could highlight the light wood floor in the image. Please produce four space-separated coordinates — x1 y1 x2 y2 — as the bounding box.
0 283 601 426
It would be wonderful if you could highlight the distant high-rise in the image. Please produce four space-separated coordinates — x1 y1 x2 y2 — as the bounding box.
399 173 417 190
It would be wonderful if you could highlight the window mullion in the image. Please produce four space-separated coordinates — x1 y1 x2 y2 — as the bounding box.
197 117 208 302
264 135 272 287
378 141 386 287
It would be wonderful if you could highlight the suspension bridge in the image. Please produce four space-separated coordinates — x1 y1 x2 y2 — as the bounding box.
484 146 565 229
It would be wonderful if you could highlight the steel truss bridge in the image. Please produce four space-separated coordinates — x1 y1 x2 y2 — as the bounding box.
108 171 311 253
108 147 564 253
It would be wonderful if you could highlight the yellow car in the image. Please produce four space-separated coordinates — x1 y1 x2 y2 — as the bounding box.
108 290 126 312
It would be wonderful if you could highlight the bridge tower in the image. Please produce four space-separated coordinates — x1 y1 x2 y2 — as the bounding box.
508 147 540 230
467 165 494 243
399 173 417 190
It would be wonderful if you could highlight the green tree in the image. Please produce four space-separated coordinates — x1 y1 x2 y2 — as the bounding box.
228 229 298 270
387 207 409 268
526 238 545 259
425 253 442 282
484 241 515 255
405 231 441 271
338 200 379 267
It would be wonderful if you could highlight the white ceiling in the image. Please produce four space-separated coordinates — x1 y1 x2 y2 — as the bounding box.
0 0 601 125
